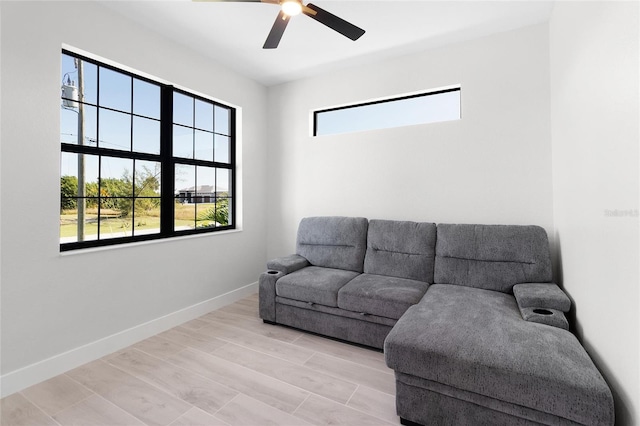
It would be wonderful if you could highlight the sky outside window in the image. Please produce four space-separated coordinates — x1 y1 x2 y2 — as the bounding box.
315 88 461 136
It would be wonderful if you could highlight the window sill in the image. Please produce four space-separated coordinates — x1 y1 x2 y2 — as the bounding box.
59 228 242 257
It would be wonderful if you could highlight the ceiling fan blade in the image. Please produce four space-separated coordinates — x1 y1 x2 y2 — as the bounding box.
303 3 365 41
263 11 290 49
193 0 279 4
194 0 260 2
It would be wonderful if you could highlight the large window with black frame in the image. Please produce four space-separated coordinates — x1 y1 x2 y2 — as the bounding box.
60 50 235 251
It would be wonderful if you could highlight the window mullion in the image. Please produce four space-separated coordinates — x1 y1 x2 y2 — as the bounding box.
230 108 237 229
160 85 174 237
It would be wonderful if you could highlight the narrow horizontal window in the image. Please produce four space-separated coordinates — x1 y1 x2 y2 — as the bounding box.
60 50 236 251
313 87 461 136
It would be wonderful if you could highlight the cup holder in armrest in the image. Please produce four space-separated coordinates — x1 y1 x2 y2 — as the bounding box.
520 307 568 330
267 270 279 275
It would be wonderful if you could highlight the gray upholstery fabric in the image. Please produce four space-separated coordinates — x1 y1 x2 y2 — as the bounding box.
364 220 436 282
275 302 393 349
296 216 368 272
394 374 579 426
276 296 397 327
396 372 585 425
434 224 553 293
514 283 571 312
337 274 429 320
275 266 358 307
266 254 310 275
519 306 569 330
260 217 613 426
385 284 614 426
258 270 283 322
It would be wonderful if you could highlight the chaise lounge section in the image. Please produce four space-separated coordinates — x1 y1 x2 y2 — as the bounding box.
259 217 614 425
384 223 613 425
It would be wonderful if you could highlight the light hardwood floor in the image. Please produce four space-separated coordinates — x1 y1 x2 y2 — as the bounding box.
1 293 400 426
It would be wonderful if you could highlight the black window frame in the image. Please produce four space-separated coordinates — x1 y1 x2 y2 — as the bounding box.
312 87 461 136
60 49 236 252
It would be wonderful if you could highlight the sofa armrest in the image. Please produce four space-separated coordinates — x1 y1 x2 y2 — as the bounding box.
513 283 571 313
259 270 284 323
518 306 569 330
267 254 310 275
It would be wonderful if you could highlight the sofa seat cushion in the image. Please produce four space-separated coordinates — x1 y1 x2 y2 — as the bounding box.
337 274 429 320
276 266 359 307
384 284 614 426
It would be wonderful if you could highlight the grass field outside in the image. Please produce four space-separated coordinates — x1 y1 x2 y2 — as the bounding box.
60 203 222 240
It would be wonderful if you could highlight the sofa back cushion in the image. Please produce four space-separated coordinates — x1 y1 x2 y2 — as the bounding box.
434 224 552 293
364 220 436 282
296 216 369 272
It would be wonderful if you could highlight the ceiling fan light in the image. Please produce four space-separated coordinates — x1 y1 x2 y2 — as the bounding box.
282 1 302 16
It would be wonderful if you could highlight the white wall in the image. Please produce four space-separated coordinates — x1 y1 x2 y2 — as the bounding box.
550 2 639 424
0 1 268 395
266 24 554 258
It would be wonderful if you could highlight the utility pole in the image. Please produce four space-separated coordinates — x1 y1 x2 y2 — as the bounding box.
76 58 86 241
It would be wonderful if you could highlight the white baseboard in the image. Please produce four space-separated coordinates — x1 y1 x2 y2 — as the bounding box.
0 282 258 398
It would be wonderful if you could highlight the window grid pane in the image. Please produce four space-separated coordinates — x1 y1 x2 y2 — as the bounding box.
172 90 234 234
60 50 235 250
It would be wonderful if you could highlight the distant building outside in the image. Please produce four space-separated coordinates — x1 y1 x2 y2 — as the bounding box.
175 185 227 204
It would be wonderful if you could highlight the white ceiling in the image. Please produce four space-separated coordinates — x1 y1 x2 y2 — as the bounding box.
99 0 555 86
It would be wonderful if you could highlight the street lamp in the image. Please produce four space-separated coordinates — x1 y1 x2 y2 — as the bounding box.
61 59 86 241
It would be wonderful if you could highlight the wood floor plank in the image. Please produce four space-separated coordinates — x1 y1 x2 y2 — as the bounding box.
294 394 396 426
201 310 303 343
21 374 93 416
200 309 261 326
66 359 190 426
217 302 258 319
304 352 396 395
347 385 399 424
197 322 314 364
52 394 145 426
107 349 238 415
157 326 227 353
212 342 358 404
215 394 312 426
243 293 259 302
130 335 187 360
99 348 127 362
169 407 229 426
292 333 390 372
233 296 258 308
167 348 309 414
178 318 210 331
0 393 58 426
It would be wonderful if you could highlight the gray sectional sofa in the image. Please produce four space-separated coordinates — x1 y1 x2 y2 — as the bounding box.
258 216 614 426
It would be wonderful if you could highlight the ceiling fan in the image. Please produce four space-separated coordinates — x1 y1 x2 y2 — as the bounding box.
198 0 366 49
